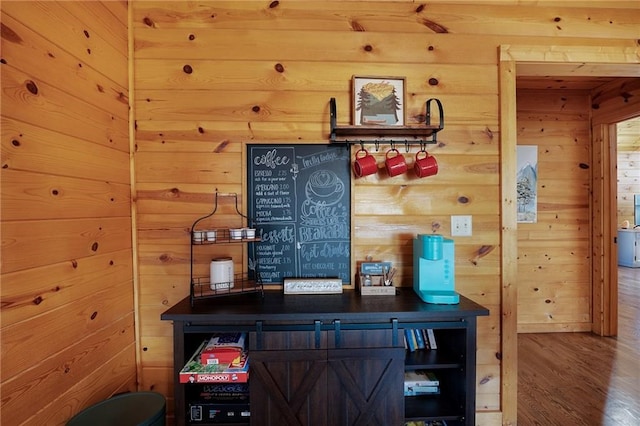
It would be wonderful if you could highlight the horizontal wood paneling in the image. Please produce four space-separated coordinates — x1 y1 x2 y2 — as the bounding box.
18 346 137 426
132 2 639 38
1 217 132 273
0 1 133 424
516 88 592 332
0 315 135 425
1 170 131 221
1 1 128 87
130 3 639 423
1 280 133 378
1 249 133 327
1 65 129 152
1 118 130 181
0 13 129 122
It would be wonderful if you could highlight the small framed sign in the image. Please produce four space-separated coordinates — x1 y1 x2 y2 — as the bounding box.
352 76 405 126
283 278 343 294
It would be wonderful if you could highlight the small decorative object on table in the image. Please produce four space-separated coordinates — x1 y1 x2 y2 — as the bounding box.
358 260 396 295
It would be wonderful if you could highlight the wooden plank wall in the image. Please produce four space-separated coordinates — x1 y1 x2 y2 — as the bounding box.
131 2 639 424
515 89 592 333
0 1 136 425
617 116 640 226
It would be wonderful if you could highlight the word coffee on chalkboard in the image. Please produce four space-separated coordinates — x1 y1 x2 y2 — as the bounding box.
247 144 351 284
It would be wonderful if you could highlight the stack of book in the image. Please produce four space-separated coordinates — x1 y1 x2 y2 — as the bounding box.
403 328 438 352
403 370 440 396
180 333 249 384
200 332 246 365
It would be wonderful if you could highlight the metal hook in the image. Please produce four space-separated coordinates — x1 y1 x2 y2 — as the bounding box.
375 141 380 152
405 140 410 152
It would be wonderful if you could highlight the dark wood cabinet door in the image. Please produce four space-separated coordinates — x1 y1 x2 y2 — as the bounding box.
327 347 405 426
250 329 404 426
250 348 328 426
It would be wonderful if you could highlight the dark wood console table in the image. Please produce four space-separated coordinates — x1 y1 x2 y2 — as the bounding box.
161 288 489 426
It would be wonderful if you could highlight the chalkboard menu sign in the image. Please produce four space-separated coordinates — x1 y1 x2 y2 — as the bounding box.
247 144 351 284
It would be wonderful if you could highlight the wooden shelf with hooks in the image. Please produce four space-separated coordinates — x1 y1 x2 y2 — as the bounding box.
329 97 444 146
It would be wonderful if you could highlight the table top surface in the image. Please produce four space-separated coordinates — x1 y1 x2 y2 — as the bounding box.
161 288 489 324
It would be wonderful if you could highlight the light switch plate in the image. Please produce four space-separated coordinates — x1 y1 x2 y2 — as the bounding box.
451 215 472 236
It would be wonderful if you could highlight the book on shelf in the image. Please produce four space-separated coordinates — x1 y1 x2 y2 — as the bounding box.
200 332 246 365
404 370 440 396
404 385 439 396
404 328 417 352
180 341 249 383
426 328 437 349
414 328 426 350
404 370 439 386
404 421 447 426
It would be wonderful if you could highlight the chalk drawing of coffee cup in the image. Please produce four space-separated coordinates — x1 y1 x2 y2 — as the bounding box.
305 170 344 206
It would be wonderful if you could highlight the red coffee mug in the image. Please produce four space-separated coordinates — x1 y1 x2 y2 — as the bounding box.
414 150 438 178
385 148 407 177
353 149 377 178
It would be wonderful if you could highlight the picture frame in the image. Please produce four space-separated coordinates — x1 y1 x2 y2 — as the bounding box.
352 75 405 126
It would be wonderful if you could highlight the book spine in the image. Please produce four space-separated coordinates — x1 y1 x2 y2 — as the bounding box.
404 329 416 352
414 329 425 349
426 328 438 349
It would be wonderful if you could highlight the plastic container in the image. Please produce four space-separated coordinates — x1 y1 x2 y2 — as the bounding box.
66 391 165 426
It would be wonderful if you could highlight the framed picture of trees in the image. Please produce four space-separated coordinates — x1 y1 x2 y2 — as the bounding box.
517 145 538 223
352 76 405 126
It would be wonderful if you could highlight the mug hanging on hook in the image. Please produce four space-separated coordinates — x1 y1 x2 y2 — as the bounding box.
385 145 407 177
353 148 377 178
414 149 438 178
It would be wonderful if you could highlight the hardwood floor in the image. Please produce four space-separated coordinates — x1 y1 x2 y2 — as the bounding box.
518 266 640 425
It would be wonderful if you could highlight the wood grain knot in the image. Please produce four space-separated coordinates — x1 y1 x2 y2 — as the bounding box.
427 45 435 51
428 78 439 86
252 105 261 112
91 242 99 252
33 296 43 305
269 1 279 8
25 80 38 95
198 126 204 133
1 23 23 44
350 20 366 32
11 139 20 147
274 63 284 73
579 163 589 169
83 30 90 38
457 196 469 204
363 45 373 52
415 5 425 13
183 64 193 74
143 17 154 27
90 311 98 320
485 127 494 138
188 34 195 41
421 19 448 33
